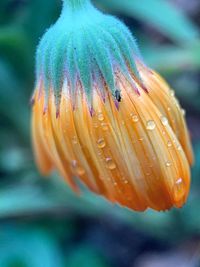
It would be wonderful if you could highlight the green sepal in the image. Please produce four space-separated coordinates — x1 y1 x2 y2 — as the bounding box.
50 32 69 108
35 0 143 111
104 17 141 76
73 30 92 105
86 28 115 96
66 35 77 106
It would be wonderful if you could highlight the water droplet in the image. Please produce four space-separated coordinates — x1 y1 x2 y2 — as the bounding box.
106 177 111 182
97 138 106 148
177 145 182 151
175 99 180 109
182 109 186 116
146 120 156 130
173 178 185 202
93 122 99 128
71 160 85 175
139 137 144 141
98 151 103 156
72 136 78 144
101 122 108 131
167 107 171 111
170 90 175 97
106 157 116 170
71 160 77 167
131 114 139 122
167 141 172 147
76 166 85 176
176 178 183 185
161 116 168 126
165 160 172 167
98 113 104 121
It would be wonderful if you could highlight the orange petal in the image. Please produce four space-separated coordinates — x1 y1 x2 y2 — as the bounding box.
32 71 191 211
31 88 53 175
137 61 194 165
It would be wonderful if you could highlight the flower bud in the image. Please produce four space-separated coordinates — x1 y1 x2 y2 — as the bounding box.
32 0 193 211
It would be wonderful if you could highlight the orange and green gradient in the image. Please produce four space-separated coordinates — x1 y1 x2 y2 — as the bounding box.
31 0 193 211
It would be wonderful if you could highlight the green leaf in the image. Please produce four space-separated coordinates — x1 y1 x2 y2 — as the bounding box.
66 246 109 267
0 26 33 83
24 0 60 45
142 41 200 72
0 60 30 140
0 226 63 267
94 0 199 44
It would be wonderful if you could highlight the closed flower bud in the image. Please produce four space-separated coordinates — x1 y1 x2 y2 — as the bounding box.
31 0 193 211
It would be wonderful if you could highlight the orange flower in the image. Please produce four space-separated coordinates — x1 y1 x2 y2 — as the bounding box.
31 0 193 211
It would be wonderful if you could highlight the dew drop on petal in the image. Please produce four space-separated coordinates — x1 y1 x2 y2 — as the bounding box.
76 166 85 176
98 113 104 121
146 120 156 130
161 116 168 126
165 160 172 167
71 160 85 176
107 177 111 182
182 109 186 116
170 90 175 97
101 122 108 131
93 122 99 128
176 178 183 185
131 114 139 122
175 99 180 109
98 151 102 156
72 136 78 144
173 178 185 202
71 160 77 167
106 157 116 170
177 144 182 151
97 138 106 148
167 141 172 147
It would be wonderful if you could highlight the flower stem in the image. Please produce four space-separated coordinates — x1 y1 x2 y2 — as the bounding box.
63 0 91 10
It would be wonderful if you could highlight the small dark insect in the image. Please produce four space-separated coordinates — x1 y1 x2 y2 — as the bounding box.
115 90 122 102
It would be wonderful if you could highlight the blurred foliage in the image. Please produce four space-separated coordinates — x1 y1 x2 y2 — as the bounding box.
0 0 200 267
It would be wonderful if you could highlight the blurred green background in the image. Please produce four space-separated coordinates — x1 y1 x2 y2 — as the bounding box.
0 0 200 266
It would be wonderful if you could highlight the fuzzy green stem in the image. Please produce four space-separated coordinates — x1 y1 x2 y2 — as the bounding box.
63 0 91 10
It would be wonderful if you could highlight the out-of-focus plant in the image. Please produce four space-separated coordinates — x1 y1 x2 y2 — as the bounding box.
0 0 200 266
